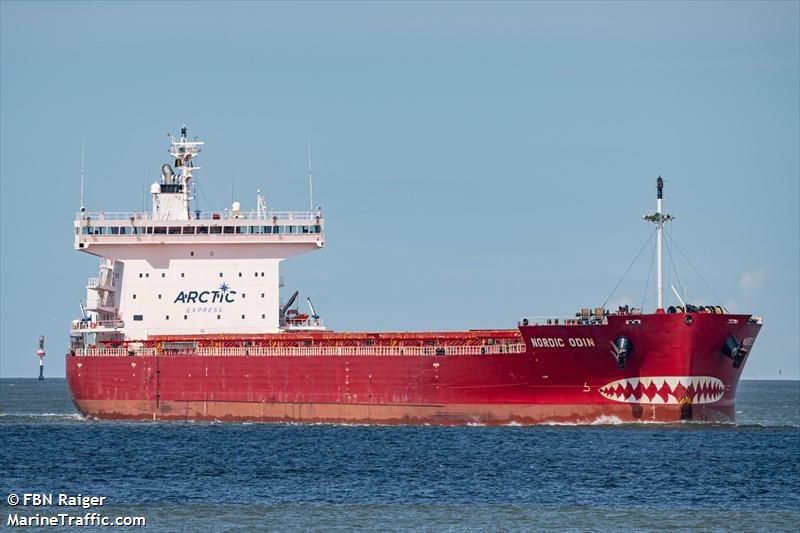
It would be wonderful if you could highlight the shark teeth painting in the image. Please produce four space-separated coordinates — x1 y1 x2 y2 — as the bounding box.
598 376 725 405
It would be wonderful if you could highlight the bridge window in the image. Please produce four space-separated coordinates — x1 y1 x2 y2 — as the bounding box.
250 226 261 234
262 226 272 234
120 227 129 235
210 226 222 234
197 226 209 234
314 225 321 233
302 226 309 234
169 227 181 234
182 227 195 234
133 315 143 321
146 227 154 234
224 226 234 234
154 227 166 234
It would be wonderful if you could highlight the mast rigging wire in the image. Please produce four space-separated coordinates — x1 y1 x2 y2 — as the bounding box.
600 228 656 309
665 232 724 306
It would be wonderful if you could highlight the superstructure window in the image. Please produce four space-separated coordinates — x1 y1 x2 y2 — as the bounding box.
133 315 143 321
261 293 265 298
110 227 119 235
165 315 169 320
197 226 209 234
241 315 246 319
158 294 162 299
169 227 181 234
182 227 195 234
249 226 260 234
223 226 234 234
262 226 272 234
154 227 167 234
132 294 137 299
146 227 153 234
210 226 222 234
161 273 165 278
219 272 223 277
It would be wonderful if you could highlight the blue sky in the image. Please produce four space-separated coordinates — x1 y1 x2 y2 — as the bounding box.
1 1 798 379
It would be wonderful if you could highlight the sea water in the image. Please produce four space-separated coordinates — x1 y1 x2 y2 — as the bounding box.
1 379 798 531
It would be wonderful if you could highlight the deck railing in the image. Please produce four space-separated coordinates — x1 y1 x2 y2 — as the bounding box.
77 210 321 223
519 316 608 326
70 343 527 358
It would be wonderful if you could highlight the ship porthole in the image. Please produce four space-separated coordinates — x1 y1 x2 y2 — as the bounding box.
684 315 693 325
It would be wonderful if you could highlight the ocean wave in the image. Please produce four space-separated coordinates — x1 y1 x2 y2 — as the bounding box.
0 412 85 421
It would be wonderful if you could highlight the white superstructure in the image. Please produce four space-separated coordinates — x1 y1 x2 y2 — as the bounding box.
71 127 325 342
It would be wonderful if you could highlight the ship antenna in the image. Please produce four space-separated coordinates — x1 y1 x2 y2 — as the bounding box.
307 136 313 211
643 176 673 312
80 138 85 212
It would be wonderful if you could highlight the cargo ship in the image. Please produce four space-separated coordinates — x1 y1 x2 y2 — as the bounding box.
66 127 762 424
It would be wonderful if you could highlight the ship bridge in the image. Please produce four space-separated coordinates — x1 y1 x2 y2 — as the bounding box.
71 126 325 342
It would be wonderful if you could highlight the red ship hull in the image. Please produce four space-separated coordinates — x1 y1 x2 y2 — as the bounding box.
66 313 761 424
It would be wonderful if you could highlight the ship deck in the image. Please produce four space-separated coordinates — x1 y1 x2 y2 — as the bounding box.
71 329 527 357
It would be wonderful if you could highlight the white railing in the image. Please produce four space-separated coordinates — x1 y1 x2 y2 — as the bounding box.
519 316 608 326
72 343 528 358
77 210 321 223
72 347 157 356
70 320 124 332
